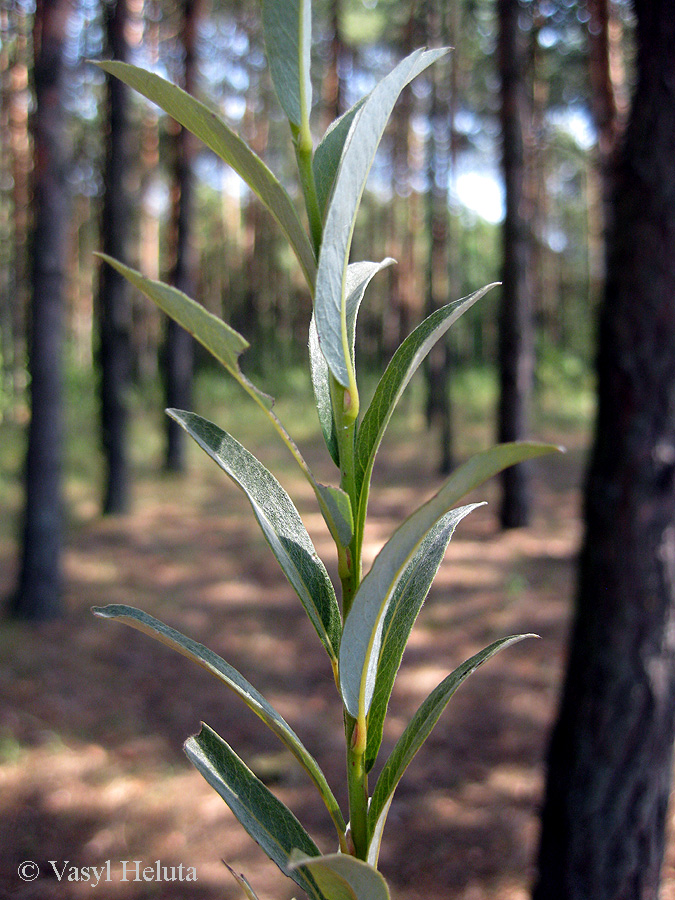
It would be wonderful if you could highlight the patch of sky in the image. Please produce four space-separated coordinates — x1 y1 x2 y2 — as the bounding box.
548 229 568 253
454 169 504 225
549 107 595 150
222 95 247 124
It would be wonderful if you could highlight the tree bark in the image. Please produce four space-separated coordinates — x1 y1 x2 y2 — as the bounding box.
98 0 132 514
587 0 628 219
164 0 201 473
533 2 675 898
12 0 72 620
497 0 534 528
0 2 31 402
423 0 453 475
321 0 343 128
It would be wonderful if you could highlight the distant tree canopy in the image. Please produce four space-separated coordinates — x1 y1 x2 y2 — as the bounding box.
1 0 608 405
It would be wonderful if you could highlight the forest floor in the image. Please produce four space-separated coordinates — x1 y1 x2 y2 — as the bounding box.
3 372 675 900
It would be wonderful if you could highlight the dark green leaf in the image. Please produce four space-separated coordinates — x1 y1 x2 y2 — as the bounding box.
317 484 353 548
96 255 273 409
312 98 365 218
185 724 325 900
340 442 562 719
314 48 447 400
95 62 316 286
224 864 261 900
288 852 390 900
92 604 345 836
364 511 464 772
169 411 341 662
309 313 339 465
354 285 497 513
340 504 480 720
261 0 311 129
367 636 533 858
310 260 394 464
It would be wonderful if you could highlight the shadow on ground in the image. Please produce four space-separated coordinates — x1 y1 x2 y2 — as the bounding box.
4 437 663 900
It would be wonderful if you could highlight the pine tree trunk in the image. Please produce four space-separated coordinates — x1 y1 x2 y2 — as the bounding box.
98 0 131 514
497 0 534 528
1 2 31 400
423 0 453 475
321 0 343 128
165 0 201 473
533 3 675 897
12 0 72 620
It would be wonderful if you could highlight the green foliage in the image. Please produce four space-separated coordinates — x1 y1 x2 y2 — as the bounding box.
289 851 391 900
185 724 326 899
94 6 560 898
168 410 342 664
314 48 447 416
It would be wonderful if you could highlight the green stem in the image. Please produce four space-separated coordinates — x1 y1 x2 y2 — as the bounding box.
331 375 370 858
294 128 323 258
331 375 359 616
346 712 369 859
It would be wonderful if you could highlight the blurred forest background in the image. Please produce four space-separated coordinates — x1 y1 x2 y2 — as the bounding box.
6 0 675 899
0 0 624 506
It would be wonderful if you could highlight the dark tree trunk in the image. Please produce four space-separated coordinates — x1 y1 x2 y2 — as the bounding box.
533 3 675 898
497 0 534 528
587 0 627 219
164 0 201 473
12 0 72 620
98 0 132 514
423 0 453 475
322 0 343 127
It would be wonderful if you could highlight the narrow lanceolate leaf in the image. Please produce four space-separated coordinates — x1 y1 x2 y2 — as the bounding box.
309 313 339 465
169 411 341 663
96 254 273 408
340 503 480 721
312 98 365 217
96 257 344 545
343 259 396 360
364 511 464 773
367 635 533 855
288 852 391 900
91 604 345 837
317 484 353 548
354 284 498 511
224 864 261 900
340 441 561 719
310 260 395 464
185 724 326 900
314 48 447 409
261 0 311 130
95 62 316 287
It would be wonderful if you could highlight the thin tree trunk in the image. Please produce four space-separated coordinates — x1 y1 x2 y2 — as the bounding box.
0 5 12 393
423 0 453 474
98 0 132 514
533 2 675 897
587 0 628 221
1 2 31 401
497 0 534 528
321 0 343 128
133 0 160 383
12 0 72 620
386 4 416 360
164 0 201 472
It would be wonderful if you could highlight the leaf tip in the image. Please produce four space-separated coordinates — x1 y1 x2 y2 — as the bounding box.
91 604 122 619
